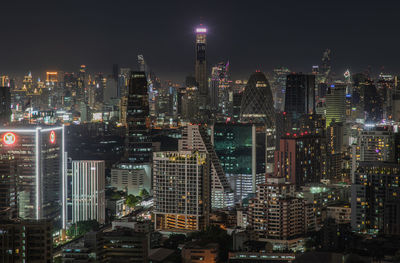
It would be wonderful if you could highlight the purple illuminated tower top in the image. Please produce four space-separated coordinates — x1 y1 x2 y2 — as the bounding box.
195 25 208 109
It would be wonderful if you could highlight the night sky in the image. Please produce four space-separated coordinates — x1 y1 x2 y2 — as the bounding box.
1 0 400 82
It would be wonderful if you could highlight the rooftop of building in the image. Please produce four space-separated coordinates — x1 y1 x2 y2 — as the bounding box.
148 248 175 262
183 241 219 250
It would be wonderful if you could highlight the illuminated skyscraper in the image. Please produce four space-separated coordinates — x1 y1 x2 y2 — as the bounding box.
46 72 58 84
23 71 33 92
0 76 10 87
352 73 383 123
94 73 105 108
195 26 208 110
0 126 66 228
325 83 346 127
71 160 105 224
209 61 231 114
271 67 290 111
284 73 315 121
153 151 210 231
0 86 11 125
377 73 395 120
125 71 152 164
76 65 87 104
138 54 147 72
320 48 331 83
240 71 275 127
213 123 270 200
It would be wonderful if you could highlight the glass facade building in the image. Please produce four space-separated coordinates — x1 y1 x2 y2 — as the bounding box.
240 71 275 127
0 126 65 229
125 71 152 164
213 123 268 201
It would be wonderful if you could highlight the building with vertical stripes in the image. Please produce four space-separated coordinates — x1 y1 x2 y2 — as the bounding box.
71 160 105 224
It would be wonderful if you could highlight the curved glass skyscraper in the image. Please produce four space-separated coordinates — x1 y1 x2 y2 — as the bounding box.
240 71 275 126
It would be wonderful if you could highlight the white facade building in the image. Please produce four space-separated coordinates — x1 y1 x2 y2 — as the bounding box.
110 163 151 196
71 160 105 224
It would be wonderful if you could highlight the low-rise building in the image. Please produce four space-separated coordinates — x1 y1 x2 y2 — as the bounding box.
181 242 219 263
327 204 351 224
0 219 53 263
228 252 296 262
103 229 149 263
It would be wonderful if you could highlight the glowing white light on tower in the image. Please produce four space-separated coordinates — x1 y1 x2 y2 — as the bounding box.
196 28 207 33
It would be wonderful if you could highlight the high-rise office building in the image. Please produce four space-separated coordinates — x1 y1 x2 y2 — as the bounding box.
137 54 147 72
325 83 346 127
118 67 131 98
231 92 242 122
351 162 400 235
46 71 58 83
0 86 11 125
153 151 210 231
77 65 87 104
352 73 383 123
240 71 275 127
275 133 324 187
125 71 152 164
0 126 65 229
112 64 119 82
93 73 105 108
271 67 290 111
195 26 208 109
363 80 382 123
320 49 331 84
179 124 233 209
0 76 10 87
284 73 315 121
208 61 231 114
392 76 400 122
71 160 105 224
377 73 395 120
213 123 270 200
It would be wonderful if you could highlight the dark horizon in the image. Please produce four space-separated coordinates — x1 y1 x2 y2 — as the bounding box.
1 0 400 83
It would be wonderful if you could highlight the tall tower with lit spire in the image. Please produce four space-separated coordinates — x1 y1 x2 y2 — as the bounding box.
195 26 208 111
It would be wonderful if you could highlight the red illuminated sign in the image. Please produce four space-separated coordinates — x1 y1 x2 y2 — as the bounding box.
3 132 16 145
50 131 56 143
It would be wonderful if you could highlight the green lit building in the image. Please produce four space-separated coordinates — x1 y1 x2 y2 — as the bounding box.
213 123 268 201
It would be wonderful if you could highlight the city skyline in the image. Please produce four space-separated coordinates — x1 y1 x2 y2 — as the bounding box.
2 1 400 261
1 0 400 82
